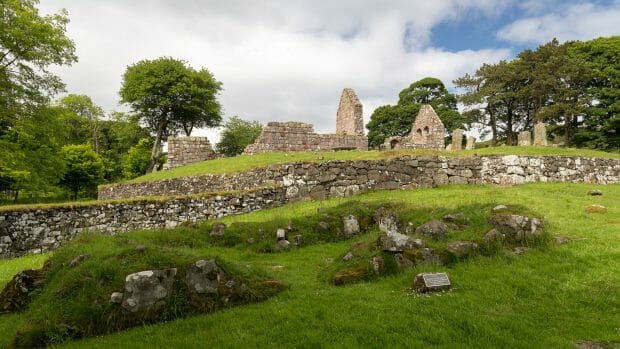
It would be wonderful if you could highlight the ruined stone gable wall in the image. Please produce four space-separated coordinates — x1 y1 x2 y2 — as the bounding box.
408 105 445 150
165 137 217 169
336 88 364 136
5 155 619 258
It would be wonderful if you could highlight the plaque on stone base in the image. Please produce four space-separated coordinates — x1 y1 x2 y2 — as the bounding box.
413 272 451 293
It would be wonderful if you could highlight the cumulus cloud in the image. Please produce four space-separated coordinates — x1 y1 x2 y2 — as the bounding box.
38 0 511 140
497 1 620 44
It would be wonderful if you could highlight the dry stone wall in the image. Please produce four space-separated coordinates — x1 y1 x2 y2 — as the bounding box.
5 155 619 258
0 188 284 258
100 155 620 200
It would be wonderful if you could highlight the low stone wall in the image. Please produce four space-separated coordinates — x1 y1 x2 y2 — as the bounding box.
0 188 284 258
5 155 619 258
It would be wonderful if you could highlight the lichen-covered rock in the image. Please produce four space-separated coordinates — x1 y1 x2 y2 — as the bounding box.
110 292 123 304
0 269 46 313
416 220 449 240
394 253 415 269
276 239 291 251
377 232 424 252
483 228 505 243
375 208 401 235
370 256 384 275
121 268 177 313
490 214 543 240
585 204 607 214
587 189 603 196
342 215 360 236
446 241 478 259
185 259 224 294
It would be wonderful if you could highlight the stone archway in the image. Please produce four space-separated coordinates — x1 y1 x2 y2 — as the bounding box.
390 139 400 149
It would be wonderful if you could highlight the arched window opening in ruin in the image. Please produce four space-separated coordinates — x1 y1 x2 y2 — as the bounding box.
390 139 400 149
416 129 422 137
423 126 429 137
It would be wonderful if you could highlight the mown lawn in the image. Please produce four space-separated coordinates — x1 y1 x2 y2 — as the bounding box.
0 182 618 348
127 146 620 183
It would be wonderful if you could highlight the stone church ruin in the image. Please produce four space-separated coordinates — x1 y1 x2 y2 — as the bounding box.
382 104 445 150
164 136 217 169
243 88 368 154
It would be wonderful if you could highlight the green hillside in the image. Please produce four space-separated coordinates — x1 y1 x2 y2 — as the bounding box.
1 182 618 348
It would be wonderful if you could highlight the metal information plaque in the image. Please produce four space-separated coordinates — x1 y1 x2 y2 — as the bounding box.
422 273 450 287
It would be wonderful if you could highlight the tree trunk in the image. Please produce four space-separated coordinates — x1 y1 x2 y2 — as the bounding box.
147 119 167 173
506 106 514 145
489 106 497 147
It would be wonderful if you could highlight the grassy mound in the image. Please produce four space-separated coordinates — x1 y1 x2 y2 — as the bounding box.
330 203 549 285
127 146 620 183
1 230 285 348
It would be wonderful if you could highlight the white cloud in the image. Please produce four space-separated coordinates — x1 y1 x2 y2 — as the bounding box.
38 0 510 142
497 1 620 44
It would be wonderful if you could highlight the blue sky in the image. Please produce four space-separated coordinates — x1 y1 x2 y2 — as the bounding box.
38 0 620 140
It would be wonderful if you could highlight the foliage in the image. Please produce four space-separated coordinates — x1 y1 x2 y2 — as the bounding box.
57 94 104 152
0 0 76 200
59 144 104 200
119 57 223 173
366 77 466 147
123 138 153 179
455 36 619 149
215 116 263 156
568 36 620 150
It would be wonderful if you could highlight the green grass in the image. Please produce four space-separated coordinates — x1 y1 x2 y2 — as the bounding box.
1 182 619 348
126 146 620 183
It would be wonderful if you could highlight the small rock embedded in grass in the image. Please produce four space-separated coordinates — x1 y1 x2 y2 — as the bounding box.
135 245 147 253
493 204 508 212
276 239 290 251
554 236 571 245
512 246 529 255
210 222 226 236
587 189 603 196
69 254 89 267
276 228 286 240
483 229 505 243
342 252 354 261
443 213 464 222
574 340 609 349
416 220 449 240
585 204 607 214
446 241 478 259
110 292 123 304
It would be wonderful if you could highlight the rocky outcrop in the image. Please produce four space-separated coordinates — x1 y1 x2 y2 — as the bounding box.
121 268 177 313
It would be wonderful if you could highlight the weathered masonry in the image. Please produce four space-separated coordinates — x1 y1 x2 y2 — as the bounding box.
243 88 368 154
165 136 217 169
383 104 446 150
4 155 618 258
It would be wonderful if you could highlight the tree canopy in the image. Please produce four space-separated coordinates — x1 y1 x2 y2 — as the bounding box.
455 36 618 149
216 116 263 156
119 57 223 172
0 0 76 199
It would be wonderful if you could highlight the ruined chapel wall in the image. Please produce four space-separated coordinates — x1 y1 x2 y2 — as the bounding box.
165 136 217 169
336 88 364 136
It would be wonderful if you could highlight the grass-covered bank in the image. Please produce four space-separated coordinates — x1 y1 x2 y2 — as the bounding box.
0 182 618 348
128 146 620 183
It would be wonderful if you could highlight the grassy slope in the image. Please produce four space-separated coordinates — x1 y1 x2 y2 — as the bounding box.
127 146 620 183
1 182 618 348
